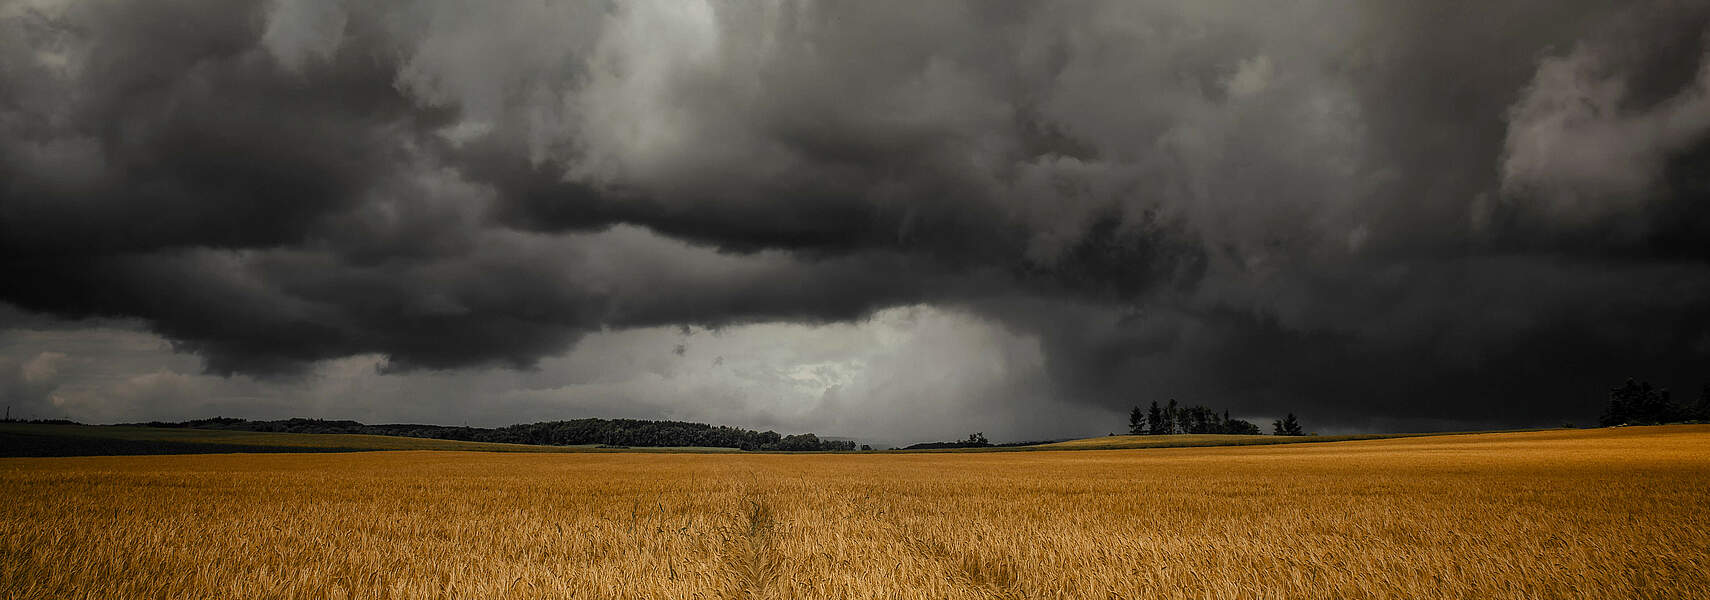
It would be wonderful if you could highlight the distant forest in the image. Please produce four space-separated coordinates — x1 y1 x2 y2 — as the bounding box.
1600 379 1710 427
1126 400 1301 436
133 417 859 451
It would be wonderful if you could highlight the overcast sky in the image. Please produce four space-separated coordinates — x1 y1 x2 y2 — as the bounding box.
3 0 1708 444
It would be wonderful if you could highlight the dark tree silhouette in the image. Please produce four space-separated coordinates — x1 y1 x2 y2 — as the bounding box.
1222 410 1262 435
1224 418 1262 435
1600 378 1690 426
1698 385 1710 421
776 433 822 451
1179 406 1220 434
906 432 993 449
1130 403 1262 435
1146 401 1166 435
1273 413 1305 436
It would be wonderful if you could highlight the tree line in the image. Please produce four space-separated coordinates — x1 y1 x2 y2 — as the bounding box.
1127 400 1305 436
136 417 859 451
1599 379 1710 427
904 432 993 450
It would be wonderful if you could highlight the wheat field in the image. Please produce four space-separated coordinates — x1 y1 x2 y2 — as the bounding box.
2 426 1707 599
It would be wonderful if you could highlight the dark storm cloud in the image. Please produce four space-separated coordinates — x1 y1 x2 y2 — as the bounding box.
0 0 446 257
3 0 1709 429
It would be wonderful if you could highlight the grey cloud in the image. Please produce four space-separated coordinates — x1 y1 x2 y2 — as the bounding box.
0 350 66 418
1500 16 1710 253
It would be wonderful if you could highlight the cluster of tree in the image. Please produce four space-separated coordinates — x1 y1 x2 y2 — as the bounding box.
0 417 79 425
135 417 858 451
1127 400 1265 435
1600 379 1710 427
1272 413 1305 436
771 433 860 451
903 432 992 450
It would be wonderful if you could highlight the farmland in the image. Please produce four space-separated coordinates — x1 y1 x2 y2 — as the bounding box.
0 423 744 456
0 422 1448 457
3 426 1707 599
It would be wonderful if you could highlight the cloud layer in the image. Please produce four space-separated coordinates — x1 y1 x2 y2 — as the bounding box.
3 0 1709 435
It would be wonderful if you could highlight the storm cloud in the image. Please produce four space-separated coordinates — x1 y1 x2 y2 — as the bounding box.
3 0 1708 437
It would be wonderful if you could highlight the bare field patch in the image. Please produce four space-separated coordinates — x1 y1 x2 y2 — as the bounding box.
3 426 1707 599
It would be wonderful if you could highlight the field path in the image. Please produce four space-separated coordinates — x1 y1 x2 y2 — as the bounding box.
723 495 781 599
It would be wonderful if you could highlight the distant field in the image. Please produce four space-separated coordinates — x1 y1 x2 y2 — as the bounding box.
0 422 1487 457
0 423 743 456
1027 431 1433 450
3 425 1706 599
1 421 1539 458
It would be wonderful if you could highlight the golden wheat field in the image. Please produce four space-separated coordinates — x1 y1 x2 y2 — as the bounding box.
3 426 1708 599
